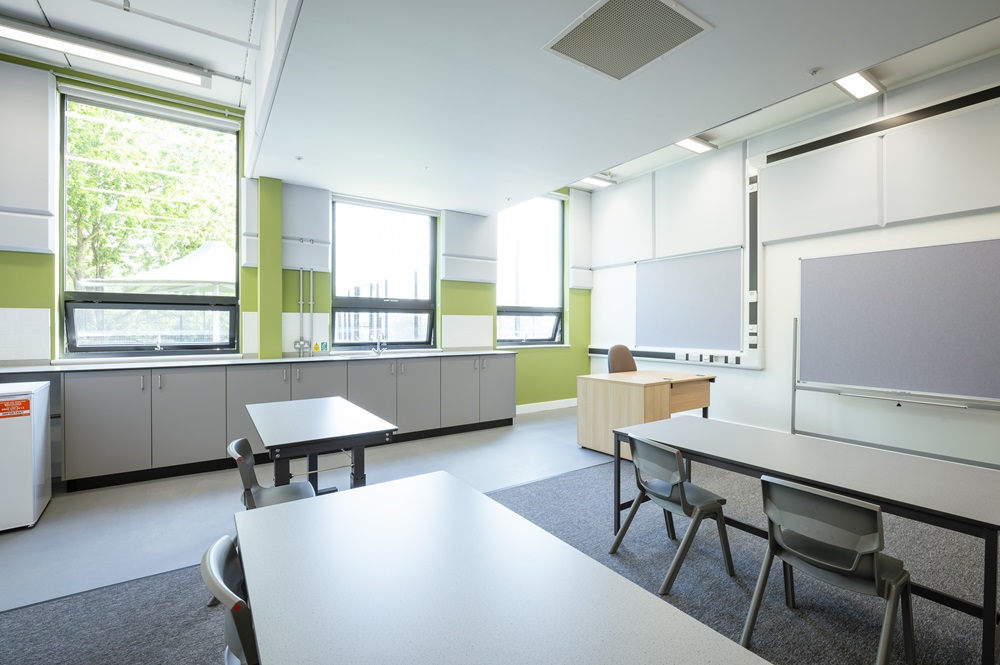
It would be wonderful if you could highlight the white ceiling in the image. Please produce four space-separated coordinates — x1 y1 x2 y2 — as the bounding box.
2 0 1000 216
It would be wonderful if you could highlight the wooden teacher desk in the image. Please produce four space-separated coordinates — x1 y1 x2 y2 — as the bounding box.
235 471 769 665
577 370 714 458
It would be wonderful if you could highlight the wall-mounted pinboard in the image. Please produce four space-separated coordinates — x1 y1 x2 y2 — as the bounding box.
799 239 1000 400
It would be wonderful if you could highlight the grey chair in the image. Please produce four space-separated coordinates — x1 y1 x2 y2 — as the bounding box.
608 344 637 373
228 437 316 510
740 475 915 665
610 435 735 595
201 535 259 665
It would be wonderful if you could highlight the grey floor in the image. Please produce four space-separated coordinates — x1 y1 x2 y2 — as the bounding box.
0 408 607 613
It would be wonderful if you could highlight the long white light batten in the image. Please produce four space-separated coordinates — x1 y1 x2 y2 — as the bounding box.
580 175 615 188
0 18 211 87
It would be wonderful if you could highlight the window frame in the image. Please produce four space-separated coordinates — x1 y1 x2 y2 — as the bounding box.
496 196 565 346
60 92 241 357
330 201 438 350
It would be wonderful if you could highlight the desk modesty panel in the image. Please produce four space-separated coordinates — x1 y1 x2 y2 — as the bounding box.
236 471 769 665
577 370 713 458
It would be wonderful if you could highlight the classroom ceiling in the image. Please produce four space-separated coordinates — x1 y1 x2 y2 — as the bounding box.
1 1 1000 216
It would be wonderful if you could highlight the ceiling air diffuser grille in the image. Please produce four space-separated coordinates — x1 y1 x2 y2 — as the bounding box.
547 0 711 81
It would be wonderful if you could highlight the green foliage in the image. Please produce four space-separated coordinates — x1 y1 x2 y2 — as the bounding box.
64 101 237 294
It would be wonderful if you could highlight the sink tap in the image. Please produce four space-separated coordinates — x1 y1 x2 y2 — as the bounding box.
372 331 386 355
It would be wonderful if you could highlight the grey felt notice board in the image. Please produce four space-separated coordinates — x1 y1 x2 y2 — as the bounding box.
636 247 742 352
799 239 1000 400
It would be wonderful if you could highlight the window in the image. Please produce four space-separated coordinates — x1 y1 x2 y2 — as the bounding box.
62 97 239 355
496 196 564 344
331 202 436 348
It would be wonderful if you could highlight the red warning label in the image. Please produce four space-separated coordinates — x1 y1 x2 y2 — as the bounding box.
0 399 30 418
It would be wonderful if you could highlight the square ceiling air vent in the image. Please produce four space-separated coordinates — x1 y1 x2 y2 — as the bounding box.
546 0 712 81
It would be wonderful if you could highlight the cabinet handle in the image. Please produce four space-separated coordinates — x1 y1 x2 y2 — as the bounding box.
157 374 162 389
391 362 395 376
139 375 144 390
400 362 405 374
283 369 288 383
474 358 478 371
482 358 487 370
296 368 301 381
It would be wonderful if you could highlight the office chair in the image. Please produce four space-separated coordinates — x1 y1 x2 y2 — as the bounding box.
608 344 637 373
201 535 260 665
740 475 915 665
228 438 316 510
610 435 735 595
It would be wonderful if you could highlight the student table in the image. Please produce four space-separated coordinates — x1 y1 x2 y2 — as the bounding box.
246 396 396 492
613 416 1000 665
235 471 770 665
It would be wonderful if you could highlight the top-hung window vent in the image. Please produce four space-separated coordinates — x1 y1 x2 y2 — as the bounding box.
545 0 712 81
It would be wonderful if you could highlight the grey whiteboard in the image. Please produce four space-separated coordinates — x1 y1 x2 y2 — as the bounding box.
799 240 1000 400
636 248 742 352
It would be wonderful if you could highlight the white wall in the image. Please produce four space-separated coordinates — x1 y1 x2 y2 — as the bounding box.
589 54 1000 465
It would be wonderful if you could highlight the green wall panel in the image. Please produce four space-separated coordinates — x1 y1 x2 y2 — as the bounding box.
0 251 55 309
257 177 283 358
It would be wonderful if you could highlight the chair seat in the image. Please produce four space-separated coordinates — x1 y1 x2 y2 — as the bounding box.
252 481 316 509
644 477 727 511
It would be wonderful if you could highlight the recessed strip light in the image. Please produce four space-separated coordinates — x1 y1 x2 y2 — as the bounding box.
580 175 615 188
675 136 716 153
834 72 882 100
0 18 211 87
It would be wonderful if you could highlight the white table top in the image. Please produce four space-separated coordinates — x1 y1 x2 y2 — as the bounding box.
235 471 769 665
246 396 396 448
618 415 1000 529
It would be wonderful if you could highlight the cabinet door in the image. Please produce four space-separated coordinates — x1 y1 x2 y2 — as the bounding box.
63 370 151 480
396 357 440 434
347 359 397 425
291 362 348 400
226 365 291 454
151 366 227 467
440 356 480 427
480 355 515 422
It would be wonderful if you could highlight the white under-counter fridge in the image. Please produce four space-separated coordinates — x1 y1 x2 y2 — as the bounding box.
0 382 51 530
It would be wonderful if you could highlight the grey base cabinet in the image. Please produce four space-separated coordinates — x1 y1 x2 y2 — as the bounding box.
440 356 481 427
347 359 397 426
396 357 441 434
291 362 348 400
441 354 516 428
226 365 291 454
64 370 152 480
151 366 227 467
479 354 515 422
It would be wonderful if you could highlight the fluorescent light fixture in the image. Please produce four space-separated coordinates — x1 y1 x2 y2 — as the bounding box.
834 71 882 100
580 175 615 188
675 136 716 154
0 17 211 87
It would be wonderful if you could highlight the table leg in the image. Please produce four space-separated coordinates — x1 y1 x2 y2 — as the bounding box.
614 433 622 534
307 453 319 494
350 445 366 488
273 457 290 486
983 529 998 665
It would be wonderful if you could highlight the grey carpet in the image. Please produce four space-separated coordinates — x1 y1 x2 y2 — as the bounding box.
0 565 222 665
488 461 991 665
0 463 991 664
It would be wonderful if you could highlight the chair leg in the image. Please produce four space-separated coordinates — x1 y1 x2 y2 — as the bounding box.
663 510 677 540
782 561 796 609
901 578 916 665
659 508 705 595
610 490 645 554
207 594 220 607
741 549 775 648
877 580 902 665
712 509 736 577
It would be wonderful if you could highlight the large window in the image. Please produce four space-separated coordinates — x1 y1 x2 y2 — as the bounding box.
62 97 239 355
331 202 436 348
496 196 564 344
